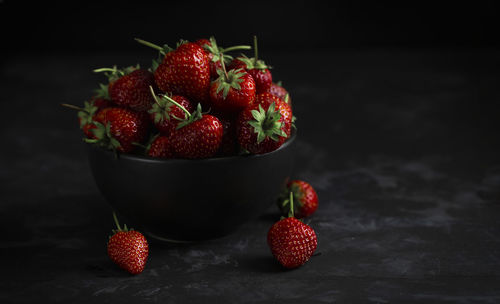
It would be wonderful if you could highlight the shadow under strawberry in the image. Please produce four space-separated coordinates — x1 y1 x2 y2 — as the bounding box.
237 254 285 273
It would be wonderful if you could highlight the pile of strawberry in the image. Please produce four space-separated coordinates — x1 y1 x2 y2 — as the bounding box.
65 36 294 159
106 179 319 274
65 36 319 273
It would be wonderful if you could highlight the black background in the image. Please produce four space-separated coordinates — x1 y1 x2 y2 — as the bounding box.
1 1 499 53
2 1 500 303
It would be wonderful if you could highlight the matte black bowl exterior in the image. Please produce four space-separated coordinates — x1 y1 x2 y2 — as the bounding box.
87 133 296 241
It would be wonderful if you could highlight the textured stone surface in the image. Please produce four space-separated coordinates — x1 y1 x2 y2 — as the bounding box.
1 50 500 303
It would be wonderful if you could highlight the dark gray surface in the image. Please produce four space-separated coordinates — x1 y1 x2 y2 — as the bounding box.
1 49 500 303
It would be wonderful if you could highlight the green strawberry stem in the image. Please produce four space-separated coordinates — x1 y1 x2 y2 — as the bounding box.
288 191 295 218
94 67 120 74
112 212 122 231
134 38 164 52
221 45 251 52
148 86 191 118
150 87 164 108
220 52 229 80
60 103 86 113
253 35 259 63
132 142 148 149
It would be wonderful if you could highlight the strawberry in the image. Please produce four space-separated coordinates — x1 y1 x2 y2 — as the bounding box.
135 38 211 103
90 93 113 109
61 97 111 139
195 36 251 80
86 107 150 153
209 55 256 113
94 65 155 112
267 81 291 106
228 36 272 93
255 92 295 134
236 94 292 154
149 87 194 136
107 213 149 275
268 192 318 269
146 134 175 158
169 103 223 159
278 180 318 218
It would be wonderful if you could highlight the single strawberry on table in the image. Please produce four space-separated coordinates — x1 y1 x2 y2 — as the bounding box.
169 102 223 159
135 38 211 103
149 88 194 136
94 65 155 112
277 180 318 218
209 54 256 113
85 107 150 153
195 36 251 80
228 35 272 93
236 93 292 154
268 192 318 269
107 212 149 275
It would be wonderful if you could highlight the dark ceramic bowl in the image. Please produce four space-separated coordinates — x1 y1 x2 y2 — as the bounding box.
87 132 296 242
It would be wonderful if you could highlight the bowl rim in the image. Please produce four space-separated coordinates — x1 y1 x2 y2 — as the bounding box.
88 130 297 164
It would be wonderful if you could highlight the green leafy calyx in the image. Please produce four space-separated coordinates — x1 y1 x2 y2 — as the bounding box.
148 92 185 124
149 86 190 124
248 103 287 143
203 36 250 65
176 103 203 130
77 101 98 128
235 54 268 70
214 68 246 99
84 121 121 152
94 83 110 99
94 65 139 83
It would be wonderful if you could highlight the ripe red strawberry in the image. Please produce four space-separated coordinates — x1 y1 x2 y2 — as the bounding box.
255 92 294 134
90 94 114 109
107 213 149 275
209 56 256 113
170 104 223 159
268 193 317 269
135 38 210 103
149 88 194 136
228 36 272 93
278 180 318 218
94 66 155 112
195 36 251 80
267 81 291 106
61 97 112 139
236 95 292 154
146 134 174 158
82 122 98 139
255 92 284 106
86 107 150 153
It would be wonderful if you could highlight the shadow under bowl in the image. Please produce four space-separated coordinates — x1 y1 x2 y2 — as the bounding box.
87 132 297 242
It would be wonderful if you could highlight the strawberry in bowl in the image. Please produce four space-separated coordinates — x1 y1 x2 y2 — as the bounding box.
66 35 298 241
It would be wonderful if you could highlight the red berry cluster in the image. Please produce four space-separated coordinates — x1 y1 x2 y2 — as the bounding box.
66 36 294 159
